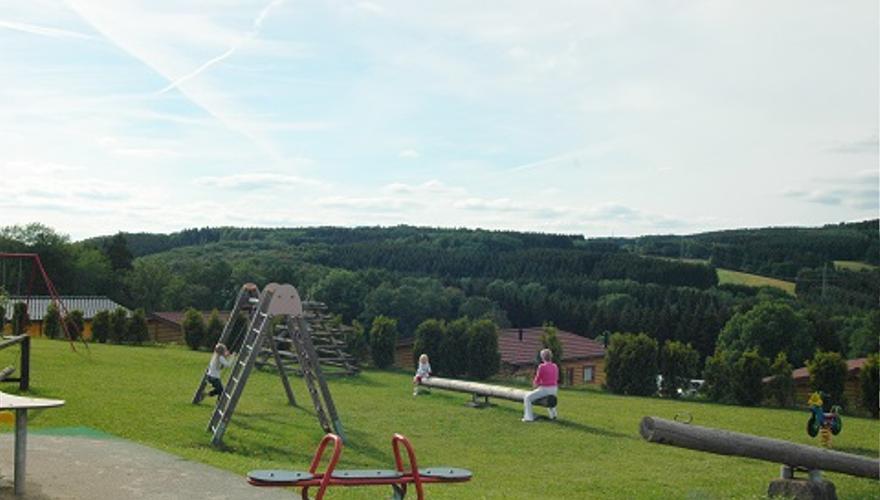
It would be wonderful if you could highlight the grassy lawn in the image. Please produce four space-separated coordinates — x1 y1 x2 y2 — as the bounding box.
834 261 878 272
1 339 878 499
717 268 796 296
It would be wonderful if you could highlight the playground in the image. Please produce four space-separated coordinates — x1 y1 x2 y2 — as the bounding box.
0 337 875 499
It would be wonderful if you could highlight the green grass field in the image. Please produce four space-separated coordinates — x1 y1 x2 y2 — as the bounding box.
716 268 797 296
1 340 878 499
834 261 878 272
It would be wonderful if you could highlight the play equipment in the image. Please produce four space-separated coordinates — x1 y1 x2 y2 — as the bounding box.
0 334 30 391
0 391 65 495
195 283 346 446
418 376 557 409
640 415 878 498
248 433 472 499
806 392 842 448
255 300 359 376
0 252 85 350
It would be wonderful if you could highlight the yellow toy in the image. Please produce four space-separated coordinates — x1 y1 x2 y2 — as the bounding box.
0 410 14 425
806 392 842 448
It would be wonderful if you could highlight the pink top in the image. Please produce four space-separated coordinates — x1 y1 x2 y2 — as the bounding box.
533 362 559 387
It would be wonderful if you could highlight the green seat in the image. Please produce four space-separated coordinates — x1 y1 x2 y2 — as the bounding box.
418 467 472 479
248 469 313 484
331 469 403 479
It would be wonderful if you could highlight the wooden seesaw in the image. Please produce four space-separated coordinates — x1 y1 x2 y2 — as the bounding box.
418 377 557 409
248 433 472 499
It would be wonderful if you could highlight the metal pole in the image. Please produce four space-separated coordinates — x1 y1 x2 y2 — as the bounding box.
14 408 27 495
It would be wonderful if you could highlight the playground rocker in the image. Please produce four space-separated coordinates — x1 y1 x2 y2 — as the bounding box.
248 433 472 499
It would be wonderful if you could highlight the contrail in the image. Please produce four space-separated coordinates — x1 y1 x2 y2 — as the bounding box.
158 0 285 94
0 19 95 40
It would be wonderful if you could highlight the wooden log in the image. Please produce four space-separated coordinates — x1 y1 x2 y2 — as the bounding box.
0 365 15 381
0 335 27 351
420 377 555 407
640 416 879 480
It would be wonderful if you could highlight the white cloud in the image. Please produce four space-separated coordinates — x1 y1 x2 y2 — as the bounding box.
194 172 322 190
0 19 95 40
398 149 420 158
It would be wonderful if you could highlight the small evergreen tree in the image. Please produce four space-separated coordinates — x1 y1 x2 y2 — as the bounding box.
808 351 848 408
605 332 658 396
731 349 769 406
65 310 85 342
203 309 224 349
659 340 699 398
182 308 206 351
11 302 29 336
413 319 447 373
110 308 128 344
466 319 500 380
443 317 470 377
128 308 150 345
346 320 369 363
766 352 795 407
0 303 6 334
43 302 62 340
860 353 879 418
91 310 111 343
540 323 564 384
703 349 735 403
368 315 398 369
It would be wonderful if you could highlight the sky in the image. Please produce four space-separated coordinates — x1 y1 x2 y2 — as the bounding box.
0 0 877 241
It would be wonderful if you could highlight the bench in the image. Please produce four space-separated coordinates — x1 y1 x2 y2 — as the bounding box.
248 433 471 499
418 376 557 408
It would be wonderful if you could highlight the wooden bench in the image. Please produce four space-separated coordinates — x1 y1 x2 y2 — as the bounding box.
248 433 471 499
0 391 65 495
418 377 557 408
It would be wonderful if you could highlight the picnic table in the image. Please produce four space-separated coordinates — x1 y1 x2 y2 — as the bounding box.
0 391 65 495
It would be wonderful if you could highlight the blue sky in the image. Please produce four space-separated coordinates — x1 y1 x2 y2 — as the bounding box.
0 0 877 240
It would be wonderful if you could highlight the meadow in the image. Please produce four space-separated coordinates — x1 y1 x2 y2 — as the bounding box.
1 339 877 499
715 269 797 296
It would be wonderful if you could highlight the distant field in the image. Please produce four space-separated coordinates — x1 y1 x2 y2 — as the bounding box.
717 268 797 295
835 260 878 272
1 339 877 499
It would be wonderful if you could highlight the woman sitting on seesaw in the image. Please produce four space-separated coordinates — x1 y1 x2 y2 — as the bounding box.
522 348 559 422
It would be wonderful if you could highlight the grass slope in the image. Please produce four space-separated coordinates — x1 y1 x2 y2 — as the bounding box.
834 261 878 272
717 268 796 295
2 340 878 499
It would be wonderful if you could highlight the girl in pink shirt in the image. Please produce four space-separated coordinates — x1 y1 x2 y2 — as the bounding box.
523 349 559 422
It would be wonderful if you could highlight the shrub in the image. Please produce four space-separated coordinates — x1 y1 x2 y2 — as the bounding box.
369 315 398 369
203 309 224 349
91 310 111 343
731 349 769 406
43 302 62 340
703 349 735 404
605 332 658 396
540 323 564 384
466 319 500 380
443 317 470 377
659 340 699 398
860 353 879 418
414 319 447 373
110 308 128 344
0 303 5 333
182 308 206 351
65 310 85 342
765 352 795 407
128 308 150 345
808 351 848 408
717 301 814 366
11 302 28 336
345 320 369 363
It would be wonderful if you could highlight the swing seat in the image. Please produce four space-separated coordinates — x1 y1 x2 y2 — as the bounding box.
248 433 472 499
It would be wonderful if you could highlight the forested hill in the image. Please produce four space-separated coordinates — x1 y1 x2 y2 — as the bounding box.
632 219 879 279
4 221 878 363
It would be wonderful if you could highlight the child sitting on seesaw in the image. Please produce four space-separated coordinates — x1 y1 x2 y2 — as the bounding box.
206 343 233 398
412 353 431 396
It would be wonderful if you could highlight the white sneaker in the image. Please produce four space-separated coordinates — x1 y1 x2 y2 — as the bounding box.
521 417 534 422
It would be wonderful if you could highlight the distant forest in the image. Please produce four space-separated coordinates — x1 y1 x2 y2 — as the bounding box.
0 220 877 363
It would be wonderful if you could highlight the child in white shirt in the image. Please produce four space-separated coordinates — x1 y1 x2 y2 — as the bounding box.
206 343 232 398
412 353 431 396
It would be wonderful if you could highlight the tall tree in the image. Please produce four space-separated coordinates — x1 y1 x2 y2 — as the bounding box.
182 308 206 350
103 232 133 271
43 302 62 339
128 308 150 345
466 319 500 380
369 316 398 369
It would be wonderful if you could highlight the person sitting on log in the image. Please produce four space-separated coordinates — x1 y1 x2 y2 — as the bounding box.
523 348 558 422
413 354 432 396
